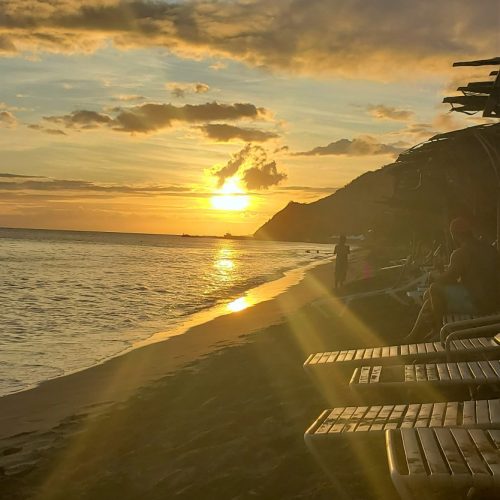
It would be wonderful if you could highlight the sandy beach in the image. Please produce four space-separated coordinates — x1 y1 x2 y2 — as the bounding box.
0 254 416 500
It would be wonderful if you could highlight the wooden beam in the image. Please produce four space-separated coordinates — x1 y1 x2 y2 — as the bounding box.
453 57 500 67
457 81 495 94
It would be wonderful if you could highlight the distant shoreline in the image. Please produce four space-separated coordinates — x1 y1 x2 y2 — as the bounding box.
0 226 365 245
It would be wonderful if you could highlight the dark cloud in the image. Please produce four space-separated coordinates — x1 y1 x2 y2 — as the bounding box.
0 173 45 179
113 102 265 133
28 124 67 135
212 144 286 190
243 161 287 190
296 136 404 156
45 128 67 136
0 1 497 79
43 110 112 129
40 101 268 134
367 105 414 121
167 82 210 98
0 177 192 195
199 123 279 142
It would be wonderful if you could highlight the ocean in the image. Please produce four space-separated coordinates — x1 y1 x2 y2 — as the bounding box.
0 228 332 397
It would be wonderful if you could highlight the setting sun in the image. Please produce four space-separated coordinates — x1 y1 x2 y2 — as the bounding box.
211 178 250 211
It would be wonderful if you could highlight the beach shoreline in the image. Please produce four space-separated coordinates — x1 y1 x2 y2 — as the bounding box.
0 248 416 499
0 251 366 442
0 255 332 401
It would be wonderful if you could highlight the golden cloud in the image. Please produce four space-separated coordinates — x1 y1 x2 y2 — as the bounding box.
0 0 497 79
0 110 16 127
167 82 210 98
199 123 279 142
296 136 404 156
39 101 268 134
367 105 415 121
212 144 286 190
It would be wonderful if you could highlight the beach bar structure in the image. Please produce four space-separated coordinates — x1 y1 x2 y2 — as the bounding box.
443 57 500 249
384 124 500 253
443 56 500 118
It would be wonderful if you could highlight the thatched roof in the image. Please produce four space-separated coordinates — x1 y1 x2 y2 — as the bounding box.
385 123 500 237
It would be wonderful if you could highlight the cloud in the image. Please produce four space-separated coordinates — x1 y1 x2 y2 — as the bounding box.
0 176 192 196
389 112 477 142
280 186 337 194
28 124 67 135
0 1 497 79
199 123 279 142
212 144 286 190
167 82 210 98
209 61 227 71
41 101 268 134
296 136 404 156
0 101 27 112
112 94 146 102
0 34 16 54
0 173 45 179
43 110 112 129
0 110 16 126
243 161 286 190
367 105 414 121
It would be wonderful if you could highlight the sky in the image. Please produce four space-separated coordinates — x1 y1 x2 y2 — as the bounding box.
0 0 498 235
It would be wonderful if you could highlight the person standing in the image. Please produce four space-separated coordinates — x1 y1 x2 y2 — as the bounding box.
334 235 350 289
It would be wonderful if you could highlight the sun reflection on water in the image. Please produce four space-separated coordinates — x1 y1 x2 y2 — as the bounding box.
214 247 236 282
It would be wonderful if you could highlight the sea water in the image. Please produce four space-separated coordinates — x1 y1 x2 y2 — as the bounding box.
0 228 332 396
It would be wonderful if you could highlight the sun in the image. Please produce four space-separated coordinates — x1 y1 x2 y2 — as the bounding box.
211 178 250 211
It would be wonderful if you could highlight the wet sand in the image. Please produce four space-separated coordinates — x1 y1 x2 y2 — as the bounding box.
0 254 416 499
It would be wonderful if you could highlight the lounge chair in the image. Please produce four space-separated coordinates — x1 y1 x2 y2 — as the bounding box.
349 360 500 404
304 399 500 497
304 327 500 382
341 271 430 308
306 399 500 438
386 427 500 499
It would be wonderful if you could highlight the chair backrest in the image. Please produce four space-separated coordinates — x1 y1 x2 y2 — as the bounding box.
495 332 500 345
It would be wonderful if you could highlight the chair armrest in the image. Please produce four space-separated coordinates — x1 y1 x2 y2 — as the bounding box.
444 323 500 352
439 313 500 342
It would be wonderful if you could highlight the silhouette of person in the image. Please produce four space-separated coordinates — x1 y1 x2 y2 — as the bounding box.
407 217 499 341
334 235 350 289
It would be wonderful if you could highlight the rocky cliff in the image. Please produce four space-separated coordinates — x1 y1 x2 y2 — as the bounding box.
254 165 395 242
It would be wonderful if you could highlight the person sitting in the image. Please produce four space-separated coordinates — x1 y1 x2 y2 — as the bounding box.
406 217 499 341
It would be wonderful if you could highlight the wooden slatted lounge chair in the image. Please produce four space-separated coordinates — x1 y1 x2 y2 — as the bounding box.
304 328 500 381
304 399 500 496
386 427 500 499
350 360 500 404
306 399 500 439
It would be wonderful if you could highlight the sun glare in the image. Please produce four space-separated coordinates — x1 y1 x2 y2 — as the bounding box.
227 297 250 312
211 178 250 211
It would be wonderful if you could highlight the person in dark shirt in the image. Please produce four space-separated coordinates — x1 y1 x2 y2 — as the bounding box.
334 235 350 289
407 218 499 341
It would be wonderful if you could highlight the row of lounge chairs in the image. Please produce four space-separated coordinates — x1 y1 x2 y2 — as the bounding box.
303 314 500 499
